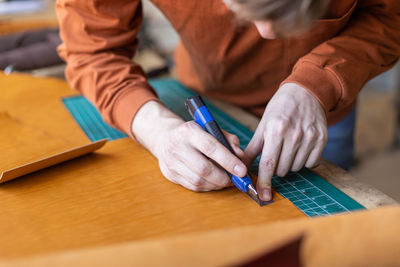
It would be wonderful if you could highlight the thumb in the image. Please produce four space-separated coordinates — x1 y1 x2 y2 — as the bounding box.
243 124 264 167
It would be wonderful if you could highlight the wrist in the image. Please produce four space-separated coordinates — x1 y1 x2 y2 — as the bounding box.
279 83 326 114
131 100 183 155
280 82 327 115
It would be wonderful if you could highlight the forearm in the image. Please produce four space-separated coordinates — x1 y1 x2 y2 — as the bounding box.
61 51 158 134
56 0 158 135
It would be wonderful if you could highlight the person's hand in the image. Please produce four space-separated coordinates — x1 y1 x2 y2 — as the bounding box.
244 83 328 201
132 101 247 192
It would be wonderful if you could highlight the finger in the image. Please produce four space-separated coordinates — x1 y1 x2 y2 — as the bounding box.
189 127 247 178
305 145 323 168
290 140 314 172
291 126 320 171
275 131 302 177
159 161 179 185
161 160 222 192
243 123 265 167
305 132 327 168
177 178 218 192
222 130 244 158
257 133 283 201
173 161 223 192
175 146 231 187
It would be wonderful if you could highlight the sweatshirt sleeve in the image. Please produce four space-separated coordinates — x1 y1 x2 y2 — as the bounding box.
282 0 400 114
56 0 159 136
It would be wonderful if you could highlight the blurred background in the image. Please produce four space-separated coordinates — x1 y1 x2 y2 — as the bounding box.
1 0 399 200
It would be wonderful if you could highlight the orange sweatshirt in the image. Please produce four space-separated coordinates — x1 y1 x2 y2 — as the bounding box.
56 0 400 136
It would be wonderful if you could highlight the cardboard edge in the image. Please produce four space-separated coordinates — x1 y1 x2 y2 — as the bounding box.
0 139 108 183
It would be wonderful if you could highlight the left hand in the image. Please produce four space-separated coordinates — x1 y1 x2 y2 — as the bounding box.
243 83 328 201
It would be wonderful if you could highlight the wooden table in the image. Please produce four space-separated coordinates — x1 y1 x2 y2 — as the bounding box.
0 72 305 260
209 99 398 209
0 72 399 266
2 71 396 210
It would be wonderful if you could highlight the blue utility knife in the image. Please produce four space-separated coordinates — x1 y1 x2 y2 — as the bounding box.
185 95 270 206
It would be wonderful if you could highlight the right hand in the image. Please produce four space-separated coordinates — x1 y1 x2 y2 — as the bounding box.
131 101 247 192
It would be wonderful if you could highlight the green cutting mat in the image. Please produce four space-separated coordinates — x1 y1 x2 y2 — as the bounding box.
62 78 364 217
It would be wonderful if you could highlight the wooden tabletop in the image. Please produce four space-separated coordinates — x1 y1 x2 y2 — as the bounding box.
208 98 399 209
0 72 308 260
0 71 399 265
1 71 396 209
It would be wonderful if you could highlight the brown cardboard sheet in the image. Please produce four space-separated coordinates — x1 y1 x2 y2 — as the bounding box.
0 138 304 259
0 112 107 183
1 206 398 267
0 72 109 182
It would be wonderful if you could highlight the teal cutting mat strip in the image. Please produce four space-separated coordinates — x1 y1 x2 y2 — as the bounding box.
62 78 364 217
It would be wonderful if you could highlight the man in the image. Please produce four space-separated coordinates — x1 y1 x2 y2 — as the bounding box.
56 0 400 201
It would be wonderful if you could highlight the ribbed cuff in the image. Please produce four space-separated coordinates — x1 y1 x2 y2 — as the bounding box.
281 61 343 114
112 85 160 139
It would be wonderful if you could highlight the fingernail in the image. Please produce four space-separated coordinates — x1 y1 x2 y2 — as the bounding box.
260 188 271 201
234 164 246 176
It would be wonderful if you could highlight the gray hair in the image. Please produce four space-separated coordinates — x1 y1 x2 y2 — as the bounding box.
226 0 330 36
